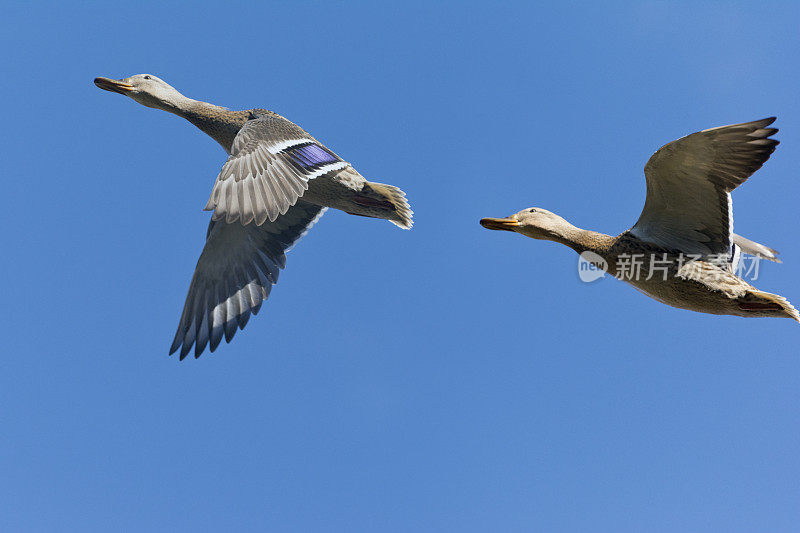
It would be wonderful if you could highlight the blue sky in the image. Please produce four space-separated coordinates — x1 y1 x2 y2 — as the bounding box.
2 2 799 531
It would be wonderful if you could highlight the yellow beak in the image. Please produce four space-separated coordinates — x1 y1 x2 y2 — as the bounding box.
94 76 135 94
480 216 519 231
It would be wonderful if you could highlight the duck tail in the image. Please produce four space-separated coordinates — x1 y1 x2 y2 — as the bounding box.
364 181 414 229
741 290 800 323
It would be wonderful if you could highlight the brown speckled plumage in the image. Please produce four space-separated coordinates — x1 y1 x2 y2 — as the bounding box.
182 104 251 152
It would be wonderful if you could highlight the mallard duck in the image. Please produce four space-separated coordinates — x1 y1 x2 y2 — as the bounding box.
95 74 413 358
481 118 798 322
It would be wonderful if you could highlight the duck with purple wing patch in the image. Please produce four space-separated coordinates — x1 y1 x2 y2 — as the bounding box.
95 74 413 359
481 118 798 323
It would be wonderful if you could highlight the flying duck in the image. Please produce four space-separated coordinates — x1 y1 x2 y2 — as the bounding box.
95 74 413 358
481 118 798 322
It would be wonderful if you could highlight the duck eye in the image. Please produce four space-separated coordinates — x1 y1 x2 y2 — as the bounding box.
529 208 537 213
143 75 151 80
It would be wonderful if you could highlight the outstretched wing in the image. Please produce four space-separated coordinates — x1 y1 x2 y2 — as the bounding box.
170 200 327 359
630 118 779 258
205 113 348 225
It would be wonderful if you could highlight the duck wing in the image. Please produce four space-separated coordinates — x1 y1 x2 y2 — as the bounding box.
205 112 348 225
630 118 778 259
170 200 326 359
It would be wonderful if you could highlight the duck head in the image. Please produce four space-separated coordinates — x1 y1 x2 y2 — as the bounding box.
480 207 573 241
94 74 187 112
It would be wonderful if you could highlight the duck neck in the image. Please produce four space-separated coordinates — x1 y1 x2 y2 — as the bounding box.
546 222 615 255
158 92 247 153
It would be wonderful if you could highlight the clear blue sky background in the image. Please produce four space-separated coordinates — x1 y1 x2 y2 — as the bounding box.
2 2 799 531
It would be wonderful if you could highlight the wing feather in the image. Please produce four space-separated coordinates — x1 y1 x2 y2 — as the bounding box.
630 118 779 258
205 114 348 225
169 201 327 359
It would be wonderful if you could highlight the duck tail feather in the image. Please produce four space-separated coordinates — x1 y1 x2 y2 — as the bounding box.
744 290 800 323
365 181 413 229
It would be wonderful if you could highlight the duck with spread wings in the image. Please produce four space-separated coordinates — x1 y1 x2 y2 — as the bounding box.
95 74 413 359
481 118 797 323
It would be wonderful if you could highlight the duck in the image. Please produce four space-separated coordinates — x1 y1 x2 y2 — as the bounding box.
480 118 799 322
95 74 413 359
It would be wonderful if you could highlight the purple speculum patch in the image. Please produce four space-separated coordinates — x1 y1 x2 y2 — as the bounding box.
285 143 339 170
